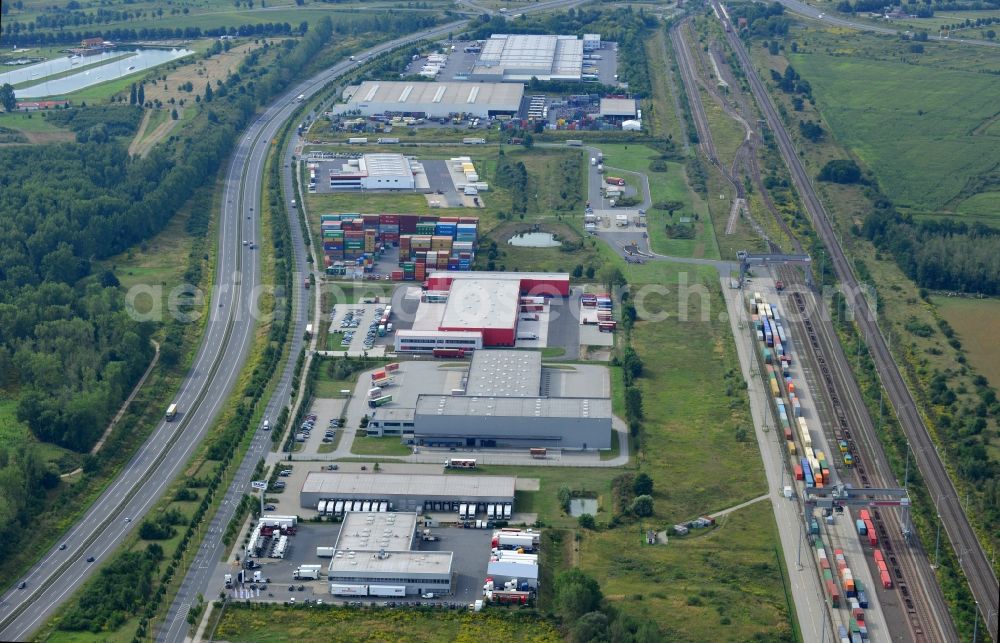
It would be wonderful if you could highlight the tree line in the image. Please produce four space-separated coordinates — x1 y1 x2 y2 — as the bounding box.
862 209 1000 295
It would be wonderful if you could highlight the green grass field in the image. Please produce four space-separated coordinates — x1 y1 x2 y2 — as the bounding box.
933 296 1000 386
597 144 719 259
350 435 412 456
214 606 562 642
0 111 72 134
790 45 1000 219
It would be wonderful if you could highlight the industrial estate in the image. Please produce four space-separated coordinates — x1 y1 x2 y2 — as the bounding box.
0 1 997 642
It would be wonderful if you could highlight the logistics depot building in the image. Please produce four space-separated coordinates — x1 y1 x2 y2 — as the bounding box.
395 271 569 351
329 153 418 191
325 511 453 598
340 81 523 119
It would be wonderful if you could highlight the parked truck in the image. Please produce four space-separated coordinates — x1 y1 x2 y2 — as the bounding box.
368 395 393 408
516 332 538 340
529 448 547 459
421 529 440 542
316 546 335 558
293 567 321 580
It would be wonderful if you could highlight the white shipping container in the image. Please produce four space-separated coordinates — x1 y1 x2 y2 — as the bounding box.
504 505 512 519
368 584 406 597
335 501 344 515
460 503 468 518
499 533 537 547
330 584 369 596
316 547 336 558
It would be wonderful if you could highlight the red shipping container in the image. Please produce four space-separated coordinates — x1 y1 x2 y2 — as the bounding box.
794 464 803 480
873 550 883 563
784 427 793 441
820 558 830 570
880 571 892 589
391 271 403 280
859 509 870 521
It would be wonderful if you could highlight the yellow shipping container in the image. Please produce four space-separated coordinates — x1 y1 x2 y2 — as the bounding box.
787 441 797 456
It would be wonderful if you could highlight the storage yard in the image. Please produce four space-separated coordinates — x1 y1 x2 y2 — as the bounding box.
745 286 892 641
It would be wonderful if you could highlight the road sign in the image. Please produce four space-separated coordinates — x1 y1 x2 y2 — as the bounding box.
250 481 267 490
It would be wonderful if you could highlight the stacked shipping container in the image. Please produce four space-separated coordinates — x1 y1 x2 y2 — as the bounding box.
319 214 479 277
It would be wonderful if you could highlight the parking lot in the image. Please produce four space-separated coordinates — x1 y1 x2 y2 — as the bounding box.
222 520 496 606
327 302 396 353
293 398 345 455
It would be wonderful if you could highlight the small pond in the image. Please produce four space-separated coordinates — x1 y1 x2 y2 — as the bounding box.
568 498 598 517
507 232 560 247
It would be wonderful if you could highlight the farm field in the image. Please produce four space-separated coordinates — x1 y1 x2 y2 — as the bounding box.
789 41 1000 220
933 296 1000 386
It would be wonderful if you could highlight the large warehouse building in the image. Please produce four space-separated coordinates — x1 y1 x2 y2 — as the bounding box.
329 153 417 191
300 472 516 514
470 34 586 82
394 271 569 352
408 351 612 450
339 81 523 119
327 512 454 597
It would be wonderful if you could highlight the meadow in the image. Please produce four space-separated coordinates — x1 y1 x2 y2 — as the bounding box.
789 39 1000 220
933 296 1000 386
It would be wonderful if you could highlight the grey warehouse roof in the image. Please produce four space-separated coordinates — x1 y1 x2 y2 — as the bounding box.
345 81 523 111
302 472 516 498
429 271 568 282
416 395 611 420
362 153 412 177
474 34 583 80
465 350 541 397
329 550 452 575
440 278 520 331
600 98 637 118
335 512 416 551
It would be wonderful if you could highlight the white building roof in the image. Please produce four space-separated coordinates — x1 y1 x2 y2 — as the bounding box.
361 153 412 177
440 278 520 331
416 395 612 420
487 560 539 580
329 550 453 576
473 34 584 80
465 350 541 397
344 81 523 112
411 301 447 331
335 512 417 551
302 472 516 499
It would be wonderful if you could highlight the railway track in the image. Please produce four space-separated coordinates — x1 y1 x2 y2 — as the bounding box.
713 1 998 637
781 271 952 642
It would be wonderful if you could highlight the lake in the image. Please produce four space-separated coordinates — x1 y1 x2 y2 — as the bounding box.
568 498 598 517
507 232 560 248
11 49 194 99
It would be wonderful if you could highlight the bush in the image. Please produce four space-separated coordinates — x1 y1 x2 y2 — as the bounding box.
631 495 654 517
578 513 596 530
817 159 861 184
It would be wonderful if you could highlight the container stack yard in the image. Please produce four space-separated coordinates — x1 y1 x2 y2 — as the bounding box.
747 289 889 641
319 214 478 276
398 217 478 277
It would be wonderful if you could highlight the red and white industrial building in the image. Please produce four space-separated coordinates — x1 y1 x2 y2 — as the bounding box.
394 272 569 352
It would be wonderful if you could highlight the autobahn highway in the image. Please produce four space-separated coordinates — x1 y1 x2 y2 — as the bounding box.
0 95 266 642
714 2 999 639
